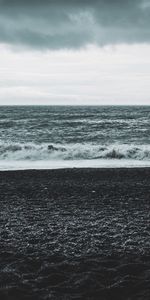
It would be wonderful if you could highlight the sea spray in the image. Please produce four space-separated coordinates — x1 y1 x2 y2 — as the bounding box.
0 142 150 161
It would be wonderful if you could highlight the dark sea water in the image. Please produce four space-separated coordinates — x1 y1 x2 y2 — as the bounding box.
0 105 150 169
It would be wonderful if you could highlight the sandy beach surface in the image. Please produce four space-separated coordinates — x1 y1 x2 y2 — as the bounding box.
0 168 150 300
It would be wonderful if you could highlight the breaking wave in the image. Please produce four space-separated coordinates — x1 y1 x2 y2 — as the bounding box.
0 142 150 161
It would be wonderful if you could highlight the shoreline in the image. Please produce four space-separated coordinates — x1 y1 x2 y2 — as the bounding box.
0 166 150 174
1 158 150 171
1 165 150 172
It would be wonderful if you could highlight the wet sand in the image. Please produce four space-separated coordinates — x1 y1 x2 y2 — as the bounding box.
0 168 150 300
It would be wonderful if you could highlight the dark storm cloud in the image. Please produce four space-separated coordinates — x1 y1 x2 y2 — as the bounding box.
0 0 150 49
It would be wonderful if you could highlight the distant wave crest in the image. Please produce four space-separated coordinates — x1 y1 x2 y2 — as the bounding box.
0 142 150 161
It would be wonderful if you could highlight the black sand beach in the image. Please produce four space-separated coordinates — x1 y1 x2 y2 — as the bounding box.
0 168 150 300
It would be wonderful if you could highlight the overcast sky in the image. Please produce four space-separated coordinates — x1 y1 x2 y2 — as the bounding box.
0 0 150 105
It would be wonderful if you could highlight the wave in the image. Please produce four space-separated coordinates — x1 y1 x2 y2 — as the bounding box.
0 142 150 162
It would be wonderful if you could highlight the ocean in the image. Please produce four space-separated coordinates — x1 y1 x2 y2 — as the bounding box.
0 105 150 170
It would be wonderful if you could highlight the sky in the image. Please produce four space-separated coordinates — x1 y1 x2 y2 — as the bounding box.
0 0 150 105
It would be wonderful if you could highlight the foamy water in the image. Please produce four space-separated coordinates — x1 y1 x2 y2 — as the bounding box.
1 159 150 171
0 105 150 170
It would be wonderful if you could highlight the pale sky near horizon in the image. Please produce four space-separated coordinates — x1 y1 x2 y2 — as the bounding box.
0 0 150 105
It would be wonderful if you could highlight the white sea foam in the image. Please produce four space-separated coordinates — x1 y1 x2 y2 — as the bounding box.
0 159 150 171
0 142 150 169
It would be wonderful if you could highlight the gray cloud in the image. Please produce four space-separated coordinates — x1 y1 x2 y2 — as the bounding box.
0 0 150 49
